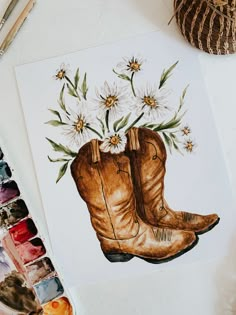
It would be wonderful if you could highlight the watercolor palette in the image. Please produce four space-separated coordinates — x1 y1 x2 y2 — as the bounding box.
0 144 75 314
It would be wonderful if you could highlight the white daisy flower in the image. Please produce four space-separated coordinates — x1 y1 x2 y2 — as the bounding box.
116 56 144 74
53 63 70 81
95 81 130 120
63 103 99 148
100 131 127 154
134 85 170 121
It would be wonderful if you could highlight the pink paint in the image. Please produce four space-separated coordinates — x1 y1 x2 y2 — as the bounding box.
16 238 46 264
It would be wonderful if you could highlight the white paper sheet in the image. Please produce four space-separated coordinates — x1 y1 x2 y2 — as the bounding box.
15 31 235 288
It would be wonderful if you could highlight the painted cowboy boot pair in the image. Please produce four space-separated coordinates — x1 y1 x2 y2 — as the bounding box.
126 127 220 234
70 126 218 264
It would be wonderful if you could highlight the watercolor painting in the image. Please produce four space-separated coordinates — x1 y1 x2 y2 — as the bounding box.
15 31 234 287
45 58 219 264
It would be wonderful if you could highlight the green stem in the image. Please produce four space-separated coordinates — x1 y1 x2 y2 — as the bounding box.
125 112 144 133
130 72 136 97
87 125 103 139
65 76 81 101
105 110 110 132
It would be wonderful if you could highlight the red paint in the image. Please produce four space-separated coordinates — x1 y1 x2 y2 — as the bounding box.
16 238 46 264
10 219 37 245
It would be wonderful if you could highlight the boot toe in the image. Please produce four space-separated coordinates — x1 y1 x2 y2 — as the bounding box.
196 213 220 235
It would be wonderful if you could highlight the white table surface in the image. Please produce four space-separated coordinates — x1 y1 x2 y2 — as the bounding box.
0 0 236 314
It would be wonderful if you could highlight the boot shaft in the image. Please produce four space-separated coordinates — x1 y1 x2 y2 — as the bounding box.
126 128 167 224
71 140 139 240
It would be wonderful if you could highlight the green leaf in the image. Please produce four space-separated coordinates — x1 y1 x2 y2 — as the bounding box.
112 69 131 81
46 138 77 157
105 110 110 132
67 83 77 97
48 156 71 163
113 116 124 132
97 117 105 135
56 161 69 183
48 109 62 122
74 68 80 90
178 85 189 113
142 123 157 129
162 132 173 153
45 120 67 127
159 61 179 89
116 113 131 131
58 84 69 114
81 73 88 100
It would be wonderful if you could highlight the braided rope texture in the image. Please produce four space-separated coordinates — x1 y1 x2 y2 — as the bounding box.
174 0 236 54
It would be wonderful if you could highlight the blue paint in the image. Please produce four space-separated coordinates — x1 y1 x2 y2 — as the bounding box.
0 161 11 183
34 277 64 304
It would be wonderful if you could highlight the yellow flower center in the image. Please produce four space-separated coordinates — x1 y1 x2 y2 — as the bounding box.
105 95 118 108
129 61 141 72
56 70 66 80
182 127 190 135
110 135 120 145
143 96 157 107
185 141 194 152
75 119 85 132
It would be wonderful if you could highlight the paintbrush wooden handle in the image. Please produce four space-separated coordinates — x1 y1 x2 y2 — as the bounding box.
0 0 35 56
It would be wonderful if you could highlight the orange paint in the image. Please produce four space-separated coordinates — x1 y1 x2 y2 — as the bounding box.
43 297 73 315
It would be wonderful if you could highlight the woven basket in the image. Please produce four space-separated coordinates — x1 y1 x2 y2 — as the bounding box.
174 0 236 54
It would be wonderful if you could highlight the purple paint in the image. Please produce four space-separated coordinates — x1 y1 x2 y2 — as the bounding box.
0 181 20 205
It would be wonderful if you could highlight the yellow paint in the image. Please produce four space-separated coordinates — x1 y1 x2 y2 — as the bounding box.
43 297 73 315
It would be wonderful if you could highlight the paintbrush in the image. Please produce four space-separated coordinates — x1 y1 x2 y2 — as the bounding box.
0 0 35 56
0 0 19 31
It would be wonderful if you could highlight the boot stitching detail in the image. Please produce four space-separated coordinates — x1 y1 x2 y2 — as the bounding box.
96 164 121 250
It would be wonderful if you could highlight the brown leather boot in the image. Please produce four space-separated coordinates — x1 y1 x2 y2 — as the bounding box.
70 139 198 263
126 127 219 234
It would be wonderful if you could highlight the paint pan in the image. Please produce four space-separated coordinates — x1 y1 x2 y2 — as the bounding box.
10 218 38 245
0 243 15 282
34 277 64 304
0 199 29 228
0 144 75 313
26 257 55 284
43 297 73 315
0 161 12 183
0 271 42 314
0 148 3 160
16 238 46 264
0 181 20 205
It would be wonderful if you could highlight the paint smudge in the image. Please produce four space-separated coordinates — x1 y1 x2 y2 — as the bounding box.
16 238 46 264
0 246 11 282
34 277 64 304
1 233 26 276
0 199 29 228
26 257 55 285
0 271 42 314
0 161 11 183
10 219 37 245
43 297 73 315
0 181 20 206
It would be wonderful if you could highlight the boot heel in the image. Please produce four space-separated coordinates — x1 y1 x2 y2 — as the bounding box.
104 252 134 262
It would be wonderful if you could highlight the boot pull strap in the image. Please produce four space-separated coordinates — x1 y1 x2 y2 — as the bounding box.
128 127 140 151
90 139 101 163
